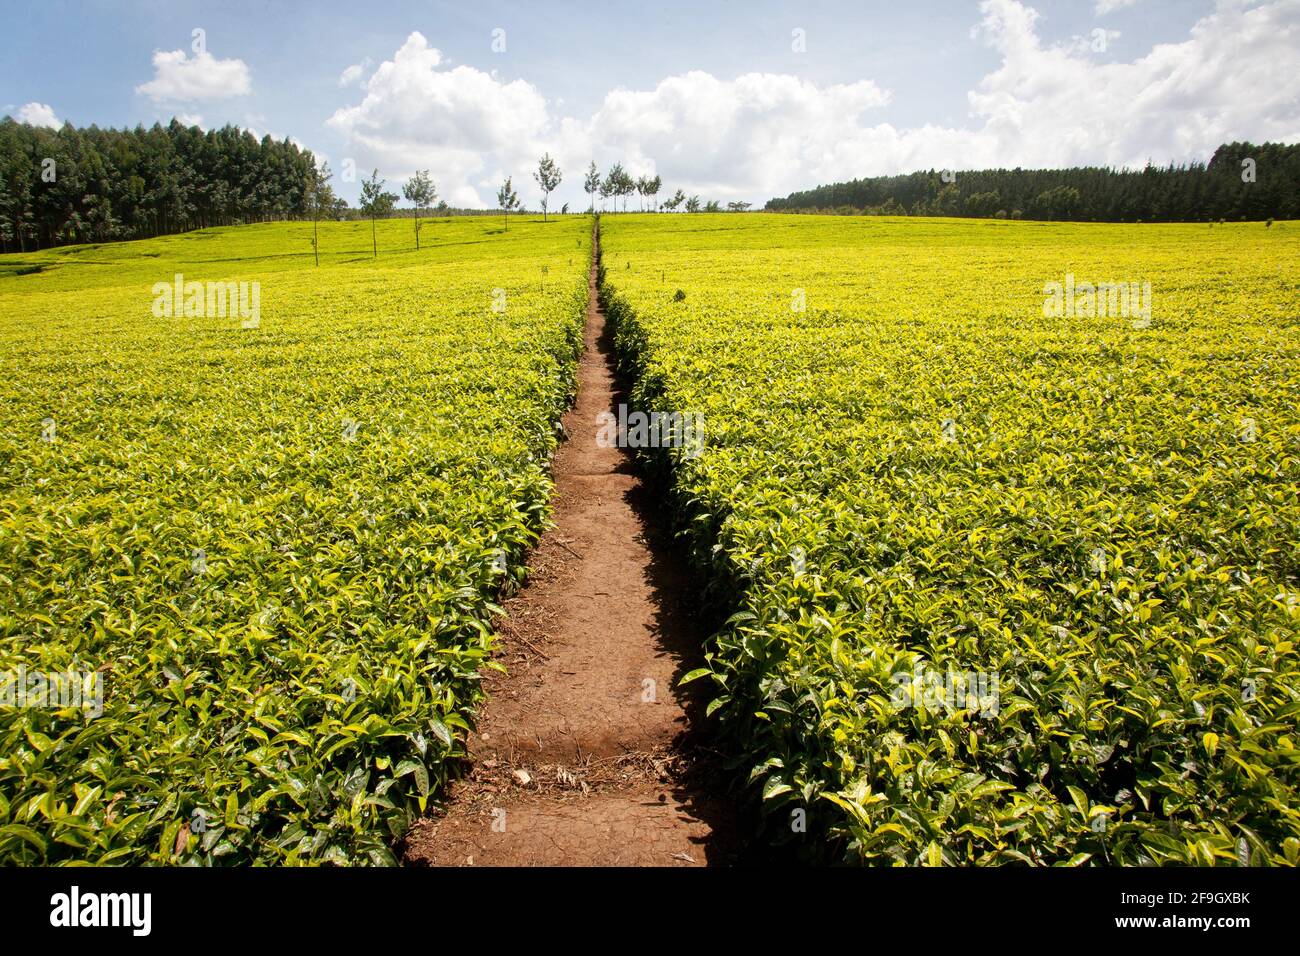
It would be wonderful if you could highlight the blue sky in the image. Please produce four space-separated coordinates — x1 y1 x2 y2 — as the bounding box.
3 0 1297 207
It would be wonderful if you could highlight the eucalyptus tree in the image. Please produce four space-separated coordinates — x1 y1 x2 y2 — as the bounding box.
616 168 636 212
497 176 519 231
359 169 396 257
401 169 436 249
307 160 334 266
584 162 600 214
533 153 562 222
603 164 625 213
646 174 662 211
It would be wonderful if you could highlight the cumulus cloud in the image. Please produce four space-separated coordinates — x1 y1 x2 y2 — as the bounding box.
965 0 1300 171
338 58 371 88
327 32 549 206
570 73 891 199
136 48 252 102
1095 0 1142 13
329 3 1300 206
16 102 61 128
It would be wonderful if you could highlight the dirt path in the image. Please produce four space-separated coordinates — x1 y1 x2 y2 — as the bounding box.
404 225 737 866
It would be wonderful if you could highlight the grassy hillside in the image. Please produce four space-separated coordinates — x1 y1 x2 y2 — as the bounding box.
0 215 592 864
601 213 1300 864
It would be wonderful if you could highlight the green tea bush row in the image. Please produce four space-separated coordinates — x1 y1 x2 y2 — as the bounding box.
602 213 1300 865
0 217 591 864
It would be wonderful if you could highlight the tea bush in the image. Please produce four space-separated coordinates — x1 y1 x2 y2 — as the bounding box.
602 213 1300 865
0 216 591 864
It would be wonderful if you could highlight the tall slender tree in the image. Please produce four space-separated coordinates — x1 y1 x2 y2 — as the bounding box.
616 167 636 212
308 161 334 266
497 176 519 231
602 164 624 214
533 154 562 222
584 162 600 214
401 169 436 250
646 174 662 211
359 169 395 257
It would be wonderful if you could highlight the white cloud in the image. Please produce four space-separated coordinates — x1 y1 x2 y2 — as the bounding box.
176 112 205 129
570 72 891 199
1095 0 1141 14
16 101 61 128
329 4 1300 206
327 32 550 207
338 58 371 88
964 0 1300 171
136 48 252 102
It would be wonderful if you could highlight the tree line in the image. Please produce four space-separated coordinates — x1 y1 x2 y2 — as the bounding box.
0 117 332 252
577 161 746 213
496 156 740 218
0 111 763 255
764 142 1300 222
